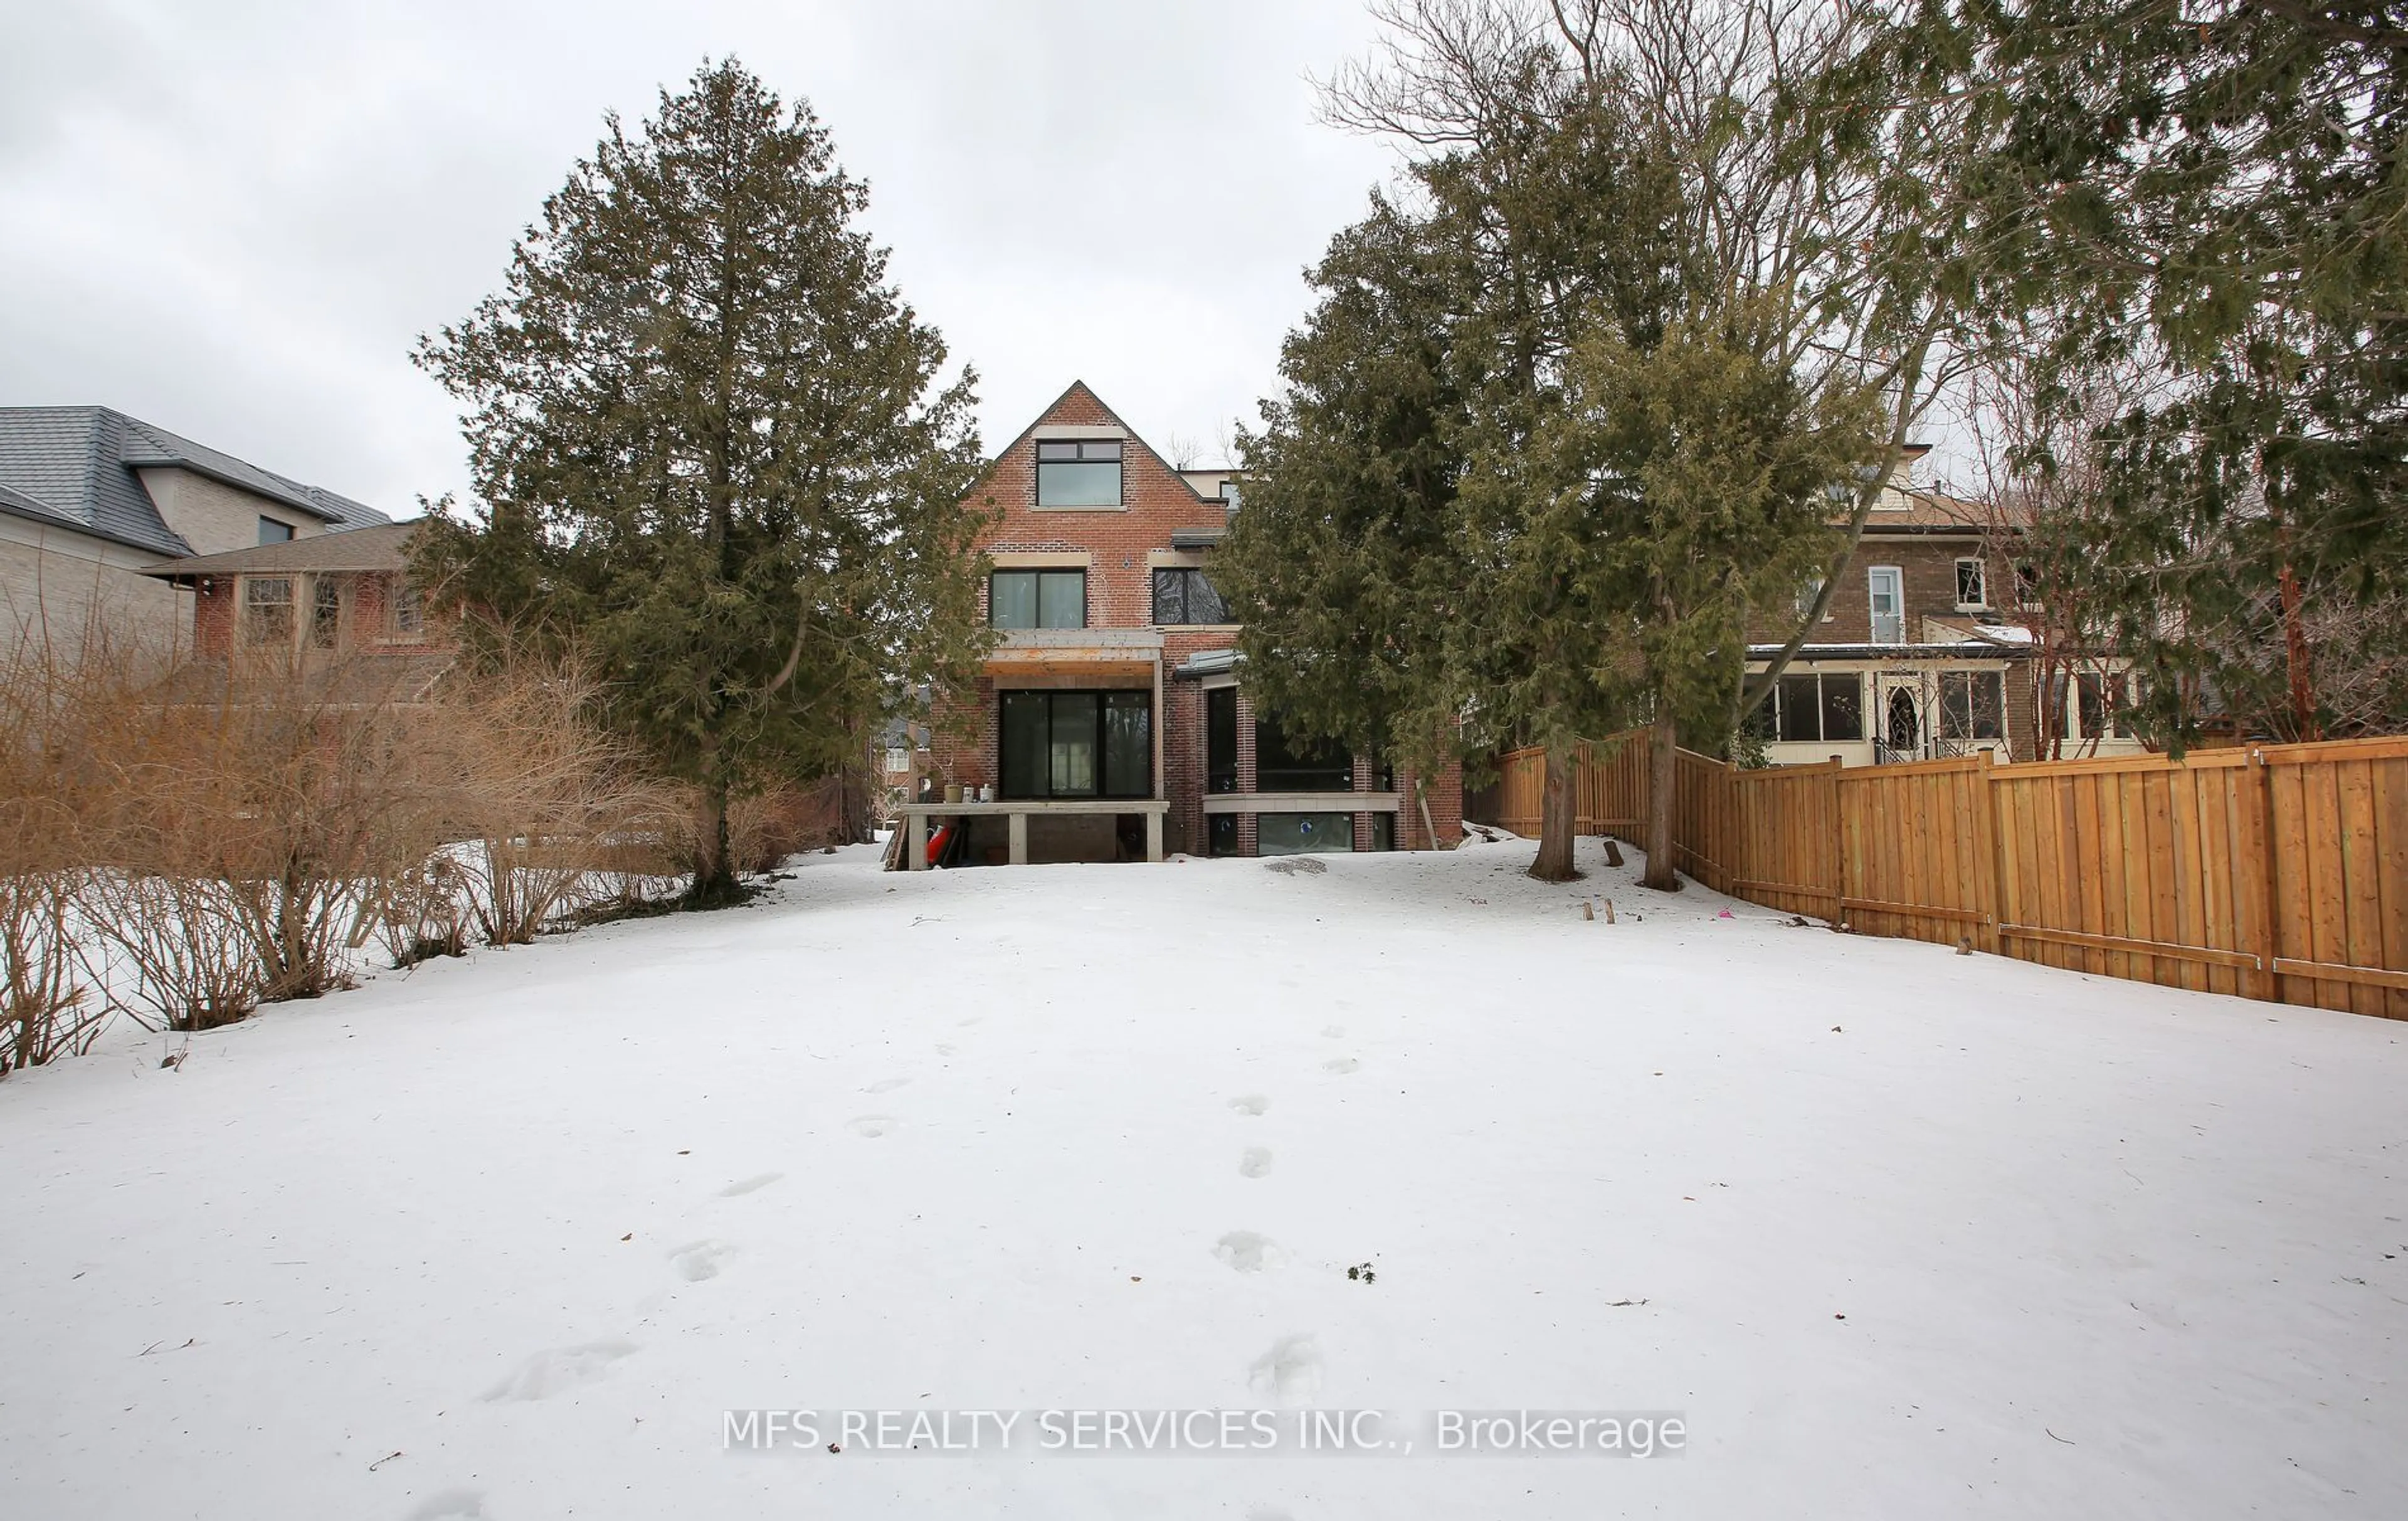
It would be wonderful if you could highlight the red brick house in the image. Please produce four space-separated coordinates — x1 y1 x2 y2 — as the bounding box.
910 382 1462 867
1745 449 2144 767
138 521 452 702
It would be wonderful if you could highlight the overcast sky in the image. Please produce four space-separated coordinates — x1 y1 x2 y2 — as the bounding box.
0 1 1401 517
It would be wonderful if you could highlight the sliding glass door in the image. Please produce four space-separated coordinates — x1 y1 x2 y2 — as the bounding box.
1000 691 1152 800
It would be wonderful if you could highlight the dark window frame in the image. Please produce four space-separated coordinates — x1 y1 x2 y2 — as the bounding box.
1255 716 1354 793
998 688 1153 800
1034 438 1124 508
989 568 1087 630
257 516 295 545
1257 811 1356 856
1206 687 1238 793
1151 566 1227 626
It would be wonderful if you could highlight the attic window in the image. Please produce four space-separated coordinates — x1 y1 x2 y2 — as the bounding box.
1035 440 1122 507
258 516 295 545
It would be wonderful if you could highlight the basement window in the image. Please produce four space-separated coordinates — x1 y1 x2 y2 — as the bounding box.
1258 812 1354 855
1035 440 1122 507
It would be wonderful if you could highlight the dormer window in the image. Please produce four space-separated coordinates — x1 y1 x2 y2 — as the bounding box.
1036 440 1122 507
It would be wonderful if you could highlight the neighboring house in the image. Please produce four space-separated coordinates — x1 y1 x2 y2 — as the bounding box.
1745 447 2144 767
0 406 391 654
920 381 1462 866
136 521 449 704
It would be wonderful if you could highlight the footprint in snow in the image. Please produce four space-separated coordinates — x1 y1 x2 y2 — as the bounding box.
481 1340 638 1402
1247 1334 1323 1407
864 1077 912 1094
408 1490 488 1520
1320 1024 1346 1039
1215 1231 1284 1273
717 1172 782 1197
848 1115 899 1138
1323 1057 1360 1074
1238 1147 1274 1179
668 1239 734 1281
1228 1094 1269 1116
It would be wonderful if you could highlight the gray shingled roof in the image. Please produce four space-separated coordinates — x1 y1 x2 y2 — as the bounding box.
0 406 391 558
142 520 418 581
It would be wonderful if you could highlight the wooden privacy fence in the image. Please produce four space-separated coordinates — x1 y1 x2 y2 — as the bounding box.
1486 734 2408 1020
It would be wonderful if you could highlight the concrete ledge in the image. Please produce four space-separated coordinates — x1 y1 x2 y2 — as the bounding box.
1201 792 1401 814
896 800 1169 817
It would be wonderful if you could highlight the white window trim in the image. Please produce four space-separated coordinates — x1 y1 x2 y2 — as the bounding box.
1867 565 1905 645
1954 556 1989 612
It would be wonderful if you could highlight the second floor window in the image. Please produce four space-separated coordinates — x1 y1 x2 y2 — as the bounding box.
1867 566 1904 644
1955 557 1988 608
1151 567 1226 625
990 568 1085 630
258 516 295 545
243 576 293 647
1035 440 1122 507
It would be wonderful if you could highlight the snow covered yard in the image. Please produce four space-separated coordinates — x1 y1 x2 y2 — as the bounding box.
2 839 2404 1520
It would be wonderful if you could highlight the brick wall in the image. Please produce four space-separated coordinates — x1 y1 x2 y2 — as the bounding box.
931 381 1464 859
1752 534 1999 645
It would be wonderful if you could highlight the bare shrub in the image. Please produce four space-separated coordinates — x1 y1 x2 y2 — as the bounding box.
0 622 128 1063
0 611 696 1058
724 779 847 875
406 658 681 946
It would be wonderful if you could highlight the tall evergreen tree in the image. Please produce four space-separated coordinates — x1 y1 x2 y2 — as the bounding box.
1895 1 2408 743
1222 1 1934 883
413 60 991 901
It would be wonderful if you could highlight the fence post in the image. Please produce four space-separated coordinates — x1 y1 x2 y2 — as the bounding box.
1973 748 2005 955
2240 746 2284 1004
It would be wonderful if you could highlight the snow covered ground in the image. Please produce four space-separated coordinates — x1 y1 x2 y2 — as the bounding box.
3 837 2404 1519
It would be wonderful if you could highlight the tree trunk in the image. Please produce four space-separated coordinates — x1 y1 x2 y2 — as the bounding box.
687 773 742 907
2277 558 2320 743
1640 703 1682 892
1528 747 1579 882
